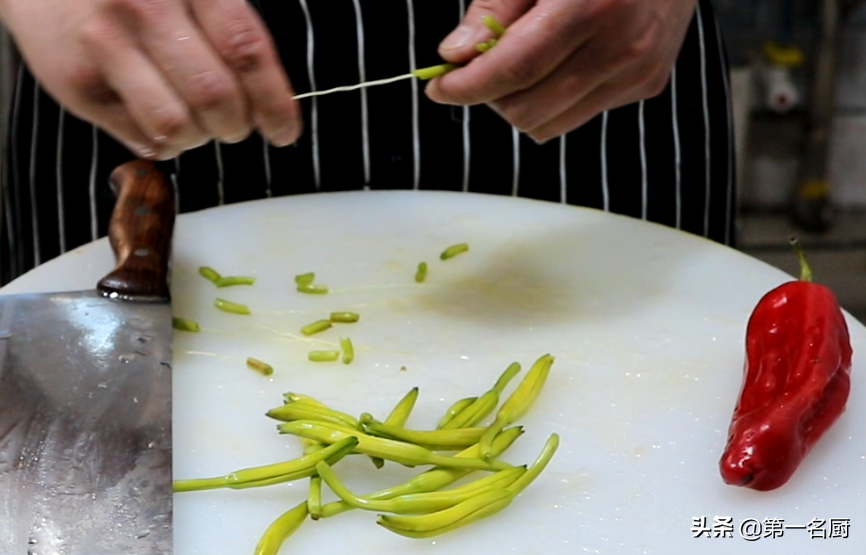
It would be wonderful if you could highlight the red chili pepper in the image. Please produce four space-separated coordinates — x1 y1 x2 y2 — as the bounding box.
719 237 853 491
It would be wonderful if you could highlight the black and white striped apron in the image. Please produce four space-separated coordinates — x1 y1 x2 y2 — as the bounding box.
1 0 734 284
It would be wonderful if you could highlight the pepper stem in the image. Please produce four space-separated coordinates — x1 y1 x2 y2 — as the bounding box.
789 236 813 282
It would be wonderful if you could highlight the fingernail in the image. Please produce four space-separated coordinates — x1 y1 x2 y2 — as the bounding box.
440 25 475 51
135 144 158 160
270 124 298 147
224 131 250 144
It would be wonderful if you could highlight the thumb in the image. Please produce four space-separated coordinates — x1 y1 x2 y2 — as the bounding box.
438 0 535 62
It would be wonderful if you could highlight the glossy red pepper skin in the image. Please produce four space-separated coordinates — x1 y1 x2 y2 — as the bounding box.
719 279 853 491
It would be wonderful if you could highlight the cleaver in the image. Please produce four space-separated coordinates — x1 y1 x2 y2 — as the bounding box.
0 160 175 554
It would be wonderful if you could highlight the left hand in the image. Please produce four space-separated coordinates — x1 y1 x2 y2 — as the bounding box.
425 0 698 143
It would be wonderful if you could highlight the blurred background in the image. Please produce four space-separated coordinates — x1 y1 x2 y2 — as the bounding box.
0 0 864 319
713 0 866 322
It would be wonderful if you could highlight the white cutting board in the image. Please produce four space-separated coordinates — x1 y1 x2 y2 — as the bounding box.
4 191 865 555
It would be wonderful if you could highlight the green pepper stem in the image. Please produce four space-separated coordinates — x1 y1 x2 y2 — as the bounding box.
789 236 813 282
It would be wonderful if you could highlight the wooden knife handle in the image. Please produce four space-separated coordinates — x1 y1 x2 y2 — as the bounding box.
96 160 175 302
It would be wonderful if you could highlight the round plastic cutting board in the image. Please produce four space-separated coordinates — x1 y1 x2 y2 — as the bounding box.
4 191 865 555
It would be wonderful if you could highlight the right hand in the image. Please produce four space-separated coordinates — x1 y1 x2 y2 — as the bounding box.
0 0 302 160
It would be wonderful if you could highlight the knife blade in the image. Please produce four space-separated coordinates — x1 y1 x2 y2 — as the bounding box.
0 160 175 554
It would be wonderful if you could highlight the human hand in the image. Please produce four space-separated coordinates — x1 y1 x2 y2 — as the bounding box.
425 0 698 143
0 0 301 160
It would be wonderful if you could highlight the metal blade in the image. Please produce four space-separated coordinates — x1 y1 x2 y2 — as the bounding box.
0 290 172 554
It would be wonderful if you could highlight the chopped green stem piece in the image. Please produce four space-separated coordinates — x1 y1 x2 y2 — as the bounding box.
172 436 357 492
247 357 274 376
308 476 323 520
384 387 419 427
493 362 522 394
440 243 469 260
363 421 486 450
340 337 354 364
214 297 251 315
506 433 560 495
198 266 221 283
415 262 428 283
253 501 308 555
297 283 329 295
283 392 327 407
479 354 554 458
316 462 524 515
294 272 315 285
268 402 361 430
308 350 340 362
317 426 524 519
301 319 332 336
482 14 507 37
279 420 512 471
216 275 256 287
330 311 360 323
436 396 477 429
442 363 521 430
476 41 492 53
172 317 200 333
412 63 458 80
377 489 513 538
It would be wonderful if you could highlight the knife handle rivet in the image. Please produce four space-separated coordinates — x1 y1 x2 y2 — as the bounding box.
134 247 150 257
134 206 152 216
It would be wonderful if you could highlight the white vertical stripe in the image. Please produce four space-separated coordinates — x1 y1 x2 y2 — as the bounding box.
559 135 567 203
171 153 183 214
28 82 41 265
172 155 181 215
56 108 66 253
351 0 371 185
298 0 321 189
715 13 735 246
214 141 225 205
459 0 470 192
406 0 420 189
601 110 610 211
697 2 711 237
671 66 682 229
511 127 520 196
262 139 272 197
5 64 24 276
170 173 181 217
88 125 99 241
637 100 648 220
2 163 14 276
462 107 471 192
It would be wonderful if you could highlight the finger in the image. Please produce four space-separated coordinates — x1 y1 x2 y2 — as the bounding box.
88 102 178 160
522 82 643 144
80 15 207 159
438 0 534 62
63 78 174 160
111 0 251 143
427 1 591 106
487 41 625 133
532 62 672 143
189 0 302 146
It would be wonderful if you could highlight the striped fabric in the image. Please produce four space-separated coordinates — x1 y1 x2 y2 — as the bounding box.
1 0 734 284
